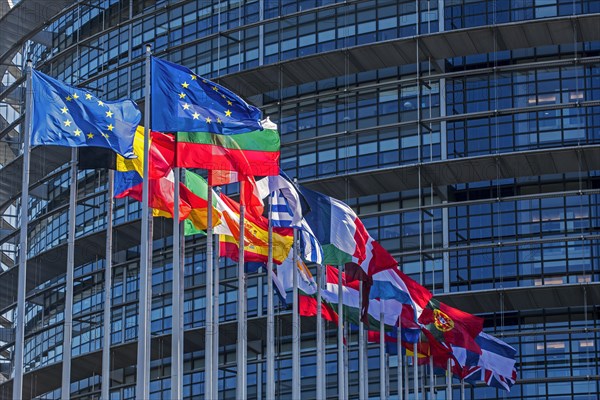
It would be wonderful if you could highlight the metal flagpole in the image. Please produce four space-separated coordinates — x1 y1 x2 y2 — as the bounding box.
171 165 183 399
136 44 153 400
13 59 33 400
413 343 419 399
460 379 465 400
421 365 426 399
266 194 275 400
358 281 365 400
213 191 221 397
337 266 345 400
397 319 403 400
101 170 115 400
316 263 324 400
429 355 435 398
204 183 214 400
446 358 452 400
292 229 300 399
61 148 78 398
379 307 386 400
404 353 409 400
236 186 247 400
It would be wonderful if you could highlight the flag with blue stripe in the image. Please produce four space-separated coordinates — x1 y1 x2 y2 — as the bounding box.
270 190 323 264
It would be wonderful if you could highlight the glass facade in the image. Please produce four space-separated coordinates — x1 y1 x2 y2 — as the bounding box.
1 0 600 398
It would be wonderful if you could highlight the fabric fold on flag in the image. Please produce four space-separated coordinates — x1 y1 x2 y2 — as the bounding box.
31 69 140 157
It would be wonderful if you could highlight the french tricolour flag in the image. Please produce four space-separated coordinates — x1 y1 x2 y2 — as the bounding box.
299 186 397 275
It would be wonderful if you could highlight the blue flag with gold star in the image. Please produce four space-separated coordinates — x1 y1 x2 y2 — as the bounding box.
151 57 262 134
30 69 141 157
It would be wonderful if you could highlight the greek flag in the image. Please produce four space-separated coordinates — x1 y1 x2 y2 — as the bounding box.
270 190 323 264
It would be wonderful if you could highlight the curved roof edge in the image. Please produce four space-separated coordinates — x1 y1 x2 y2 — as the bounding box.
218 13 600 98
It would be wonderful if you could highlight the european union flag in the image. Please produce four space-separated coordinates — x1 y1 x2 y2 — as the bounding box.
151 57 262 134
31 69 141 157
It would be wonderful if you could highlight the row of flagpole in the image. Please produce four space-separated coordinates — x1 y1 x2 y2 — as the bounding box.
11 53 474 400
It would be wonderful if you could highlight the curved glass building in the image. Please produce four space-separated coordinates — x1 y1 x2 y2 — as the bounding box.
1 0 600 398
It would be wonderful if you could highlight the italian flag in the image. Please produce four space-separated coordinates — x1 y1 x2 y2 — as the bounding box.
176 118 280 177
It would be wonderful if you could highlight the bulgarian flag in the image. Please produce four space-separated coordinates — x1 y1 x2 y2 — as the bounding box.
299 186 397 276
175 118 280 177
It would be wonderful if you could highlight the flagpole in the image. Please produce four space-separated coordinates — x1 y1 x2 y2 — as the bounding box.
13 59 33 400
446 358 452 400
358 281 365 400
397 319 403 400
292 228 301 399
60 148 77 398
213 188 221 397
101 170 114 400
379 307 386 400
236 186 247 400
171 164 183 400
136 44 153 400
316 263 324 400
404 353 409 400
460 379 465 400
429 355 435 398
413 343 419 399
205 181 214 400
266 193 275 400
337 266 345 400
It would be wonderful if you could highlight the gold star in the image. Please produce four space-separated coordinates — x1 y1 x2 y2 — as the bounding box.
105 110 114 118
61 106 68 114
64 119 72 127
85 93 92 100
205 117 212 123
227 100 232 106
182 103 191 110
102 133 110 139
202 79 208 83
192 112 200 120
191 74 197 80
212 86 219 91
87 133 94 139
221 94 226 99
225 110 232 117
74 129 82 136
72 93 79 99
98 100 104 106
216 118 222 124
179 92 186 99
181 82 190 89
107 124 114 131
66 95 72 101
